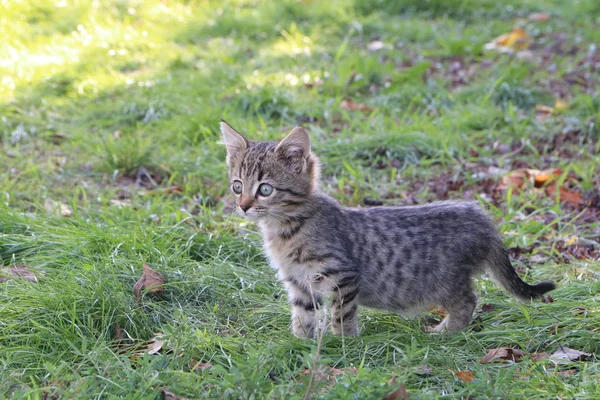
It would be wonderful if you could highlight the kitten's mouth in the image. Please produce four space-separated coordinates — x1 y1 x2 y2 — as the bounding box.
239 208 265 221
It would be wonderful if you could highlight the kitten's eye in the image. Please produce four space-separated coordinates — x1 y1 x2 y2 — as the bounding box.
258 183 273 197
232 180 243 194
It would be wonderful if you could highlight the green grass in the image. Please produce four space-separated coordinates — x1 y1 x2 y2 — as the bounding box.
1 0 599 398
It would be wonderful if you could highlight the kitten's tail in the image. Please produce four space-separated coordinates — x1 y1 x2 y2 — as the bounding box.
487 247 556 301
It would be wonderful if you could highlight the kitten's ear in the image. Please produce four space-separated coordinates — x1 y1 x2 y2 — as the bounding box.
220 120 248 165
275 126 310 173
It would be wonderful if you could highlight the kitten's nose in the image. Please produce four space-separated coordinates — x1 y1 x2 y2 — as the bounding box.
240 202 252 212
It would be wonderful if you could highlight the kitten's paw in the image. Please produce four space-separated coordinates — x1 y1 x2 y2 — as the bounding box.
292 321 315 338
423 317 448 333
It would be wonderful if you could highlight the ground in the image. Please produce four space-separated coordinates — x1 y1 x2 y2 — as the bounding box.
0 0 599 399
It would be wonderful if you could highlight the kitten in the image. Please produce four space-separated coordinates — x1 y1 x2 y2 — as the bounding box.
220 121 556 337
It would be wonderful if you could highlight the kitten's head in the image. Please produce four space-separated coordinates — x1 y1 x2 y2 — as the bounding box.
220 121 320 221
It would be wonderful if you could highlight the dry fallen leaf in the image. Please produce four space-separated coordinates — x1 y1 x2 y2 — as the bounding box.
481 303 495 313
161 388 191 400
484 27 531 53
131 333 165 360
341 99 373 112
454 370 475 383
133 264 165 299
554 98 568 110
0 265 43 283
529 12 551 22
532 168 561 187
146 335 165 355
535 99 568 120
558 186 585 205
190 359 213 372
109 199 132 207
542 294 554 303
480 347 527 364
497 168 585 206
414 364 433 377
531 352 551 361
115 323 124 342
383 385 410 400
544 183 585 205
550 346 591 362
44 199 73 217
497 169 527 191
497 168 561 191
535 104 555 115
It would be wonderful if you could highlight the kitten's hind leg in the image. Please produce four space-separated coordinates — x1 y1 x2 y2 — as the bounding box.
425 290 477 334
424 316 449 333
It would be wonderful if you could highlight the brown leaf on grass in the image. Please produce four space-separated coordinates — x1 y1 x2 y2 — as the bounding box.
544 183 585 205
0 265 44 283
554 98 568 110
189 359 213 372
574 306 588 317
44 199 73 217
471 315 484 332
161 388 191 400
531 352 551 361
496 169 528 191
146 335 165 355
133 264 164 299
414 364 433 377
535 99 568 122
454 370 475 383
480 348 527 364
341 99 373 112
481 303 495 313
535 104 555 114
553 239 600 263
49 132 68 144
531 168 562 188
542 295 554 303
497 167 562 191
130 333 165 360
529 12 551 22
550 346 592 362
383 384 410 400
109 199 132 207
115 323 124 342
496 168 585 205
484 27 531 53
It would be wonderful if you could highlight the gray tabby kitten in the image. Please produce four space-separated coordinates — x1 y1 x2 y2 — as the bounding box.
220 121 556 337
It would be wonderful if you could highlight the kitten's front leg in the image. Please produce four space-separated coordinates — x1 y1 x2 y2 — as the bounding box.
285 279 322 338
331 274 360 336
291 300 318 338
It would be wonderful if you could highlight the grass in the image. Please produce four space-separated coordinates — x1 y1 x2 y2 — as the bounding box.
1 0 599 398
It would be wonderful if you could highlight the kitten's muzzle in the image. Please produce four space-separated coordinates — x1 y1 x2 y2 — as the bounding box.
239 201 252 212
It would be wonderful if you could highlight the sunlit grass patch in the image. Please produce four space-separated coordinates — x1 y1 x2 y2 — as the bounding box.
1 0 599 398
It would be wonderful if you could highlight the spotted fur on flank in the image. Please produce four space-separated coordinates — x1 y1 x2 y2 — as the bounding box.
220 121 556 337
